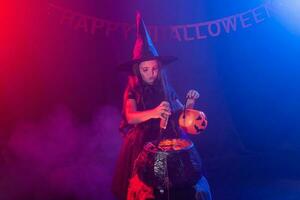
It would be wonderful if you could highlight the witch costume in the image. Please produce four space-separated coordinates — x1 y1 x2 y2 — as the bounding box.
112 12 212 200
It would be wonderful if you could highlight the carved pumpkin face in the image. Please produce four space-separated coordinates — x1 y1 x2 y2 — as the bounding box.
178 109 208 134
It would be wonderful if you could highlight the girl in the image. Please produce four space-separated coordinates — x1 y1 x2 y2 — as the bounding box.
112 12 203 200
112 58 199 200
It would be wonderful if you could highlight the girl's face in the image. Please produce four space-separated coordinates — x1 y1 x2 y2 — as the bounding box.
139 59 160 85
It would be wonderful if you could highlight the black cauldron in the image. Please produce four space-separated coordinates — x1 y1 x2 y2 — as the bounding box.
132 138 202 190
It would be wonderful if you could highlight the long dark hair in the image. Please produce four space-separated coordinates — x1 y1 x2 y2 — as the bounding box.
119 61 179 135
130 62 175 110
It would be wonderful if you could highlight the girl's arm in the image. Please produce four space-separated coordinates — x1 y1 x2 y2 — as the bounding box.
125 99 171 124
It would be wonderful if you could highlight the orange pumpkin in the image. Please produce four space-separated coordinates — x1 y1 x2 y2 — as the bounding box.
178 109 208 134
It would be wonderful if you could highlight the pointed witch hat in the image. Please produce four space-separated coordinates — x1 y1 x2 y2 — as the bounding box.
118 12 177 71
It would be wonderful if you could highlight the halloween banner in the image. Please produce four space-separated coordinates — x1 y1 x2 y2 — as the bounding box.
48 2 272 42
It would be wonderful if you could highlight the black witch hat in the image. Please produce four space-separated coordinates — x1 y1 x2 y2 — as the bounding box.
118 12 177 71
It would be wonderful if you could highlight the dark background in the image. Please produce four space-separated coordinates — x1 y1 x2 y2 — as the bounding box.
1 0 300 199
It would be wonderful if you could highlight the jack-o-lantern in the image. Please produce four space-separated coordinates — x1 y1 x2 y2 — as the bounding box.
178 109 208 134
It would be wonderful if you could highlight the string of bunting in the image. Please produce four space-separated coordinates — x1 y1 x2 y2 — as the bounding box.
48 1 274 42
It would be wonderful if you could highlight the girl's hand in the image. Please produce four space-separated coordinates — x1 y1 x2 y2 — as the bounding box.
186 89 200 109
186 89 200 100
152 101 171 119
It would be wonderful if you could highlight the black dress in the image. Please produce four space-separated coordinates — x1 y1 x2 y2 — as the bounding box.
112 81 184 200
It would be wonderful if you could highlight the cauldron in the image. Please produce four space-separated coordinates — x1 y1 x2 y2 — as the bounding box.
132 138 202 190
